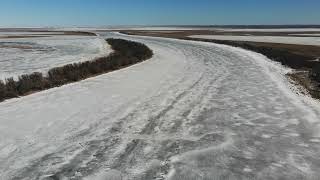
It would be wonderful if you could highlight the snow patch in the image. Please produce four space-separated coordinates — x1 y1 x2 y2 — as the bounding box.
0 35 112 79
84 169 122 180
189 35 320 46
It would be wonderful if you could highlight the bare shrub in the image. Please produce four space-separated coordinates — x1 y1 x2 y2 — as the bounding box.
0 38 153 102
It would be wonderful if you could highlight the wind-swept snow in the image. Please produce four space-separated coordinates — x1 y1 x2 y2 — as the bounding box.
0 33 320 180
189 35 320 46
0 36 112 79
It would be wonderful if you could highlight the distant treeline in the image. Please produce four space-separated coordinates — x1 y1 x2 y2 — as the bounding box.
63 31 97 36
0 38 153 102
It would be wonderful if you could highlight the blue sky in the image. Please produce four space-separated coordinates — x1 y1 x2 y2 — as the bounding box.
0 0 319 27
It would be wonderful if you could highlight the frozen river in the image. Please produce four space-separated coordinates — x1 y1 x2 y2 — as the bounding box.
0 32 320 180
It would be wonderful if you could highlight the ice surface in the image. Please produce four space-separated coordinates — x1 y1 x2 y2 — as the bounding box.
189 35 320 46
0 35 112 79
0 32 320 179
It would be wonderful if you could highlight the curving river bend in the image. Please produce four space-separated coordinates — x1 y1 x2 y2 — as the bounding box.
0 33 320 180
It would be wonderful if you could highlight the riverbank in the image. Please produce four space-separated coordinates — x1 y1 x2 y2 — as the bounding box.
120 30 320 99
0 38 153 102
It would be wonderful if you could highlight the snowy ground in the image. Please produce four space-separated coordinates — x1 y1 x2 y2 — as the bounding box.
58 27 209 31
0 32 320 180
289 33 320 36
216 28 320 32
110 27 320 32
113 27 320 32
189 35 320 46
0 32 65 38
0 35 112 79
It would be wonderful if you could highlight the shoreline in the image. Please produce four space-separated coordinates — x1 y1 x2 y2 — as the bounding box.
120 30 320 100
0 38 153 102
183 37 320 99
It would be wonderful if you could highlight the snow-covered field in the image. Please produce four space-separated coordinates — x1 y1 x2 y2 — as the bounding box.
1 32 320 180
112 27 320 32
216 28 320 32
289 33 320 36
0 32 65 36
189 35 320 46
116 27 199 30
56 27 201 31
0 35 112 79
